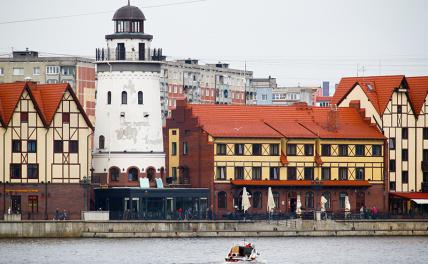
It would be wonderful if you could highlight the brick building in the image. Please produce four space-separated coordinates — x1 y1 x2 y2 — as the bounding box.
0 82 93 220
165 100 388 217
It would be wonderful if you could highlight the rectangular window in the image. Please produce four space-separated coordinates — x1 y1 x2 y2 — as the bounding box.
397 105 402 114
402 149 408 161
252 167 262 180
286 144 297 156
304 144 314 156
355 144 365 156
171 142 177 156
304 167 314 180
12 140 21 153
0 67 3 75
46 66 60 75
183 142 188 155
424 150 428 161
390 159 396 172
252 144 262 155
402 128 408 139
270 167 280 180
269 144 279 156
355 167 365 180
234 167 244 180
69 140 78 153
216 143 226 155
321 167 331 180
13 67 24 75
10 164 21 179
216 166 227 180
424 128 428 139
28 140 37 153
339 167 348 180
171 167 177 180
62 113 70 124
27 164 39 179
372 145 382 156
235 144 244 155
28 195 38 213
402 171 408 184
33 67 40 75
389 138 396 150
390 181 396 191
321 144 331 156
339 144 348 156
20 112 28 123
54 140 63 153
287 167 297 180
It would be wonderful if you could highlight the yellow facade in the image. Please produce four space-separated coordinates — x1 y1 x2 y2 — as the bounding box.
168 128 180 181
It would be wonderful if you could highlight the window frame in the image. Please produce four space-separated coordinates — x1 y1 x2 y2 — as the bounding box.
234 144 244 155
339 144 348 156
321 167 331 180
27 164 39 179
10 164 22 179
321 144 331 156
372 145 382 156
138 91 143 105
402 127 408 139
402 171 409 184
286 144 297 156
69 140 79 153
218 191 227 209
252 144 262 156
304 167 314 180
287 167 297 180
20 112 28 123
402 149 408 161
252 167 262 180
216 166 227 180
28 140 37 153
216 143 226 155
339 167 348 180
355 144 365 156
121 91 128 105
54 140 63 153
269 167 280 180
234 167 244 180
171 142 177 156
62 113 70 124
183 142 188 155
109 167 120 182
355 167 365 180
304 144 314 156
12 140 21 153
269 144 279 156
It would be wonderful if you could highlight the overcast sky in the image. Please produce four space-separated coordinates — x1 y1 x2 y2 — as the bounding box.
1 0 427 88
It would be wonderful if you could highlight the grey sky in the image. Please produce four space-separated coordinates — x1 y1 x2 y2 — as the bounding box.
1 0 427 88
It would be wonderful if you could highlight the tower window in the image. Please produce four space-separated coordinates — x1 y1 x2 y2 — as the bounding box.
121 91 127 104
138 91 143 105
99 135 105 149
107 91 111 104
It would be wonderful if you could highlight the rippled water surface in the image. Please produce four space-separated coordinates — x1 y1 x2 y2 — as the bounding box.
1 237 428 264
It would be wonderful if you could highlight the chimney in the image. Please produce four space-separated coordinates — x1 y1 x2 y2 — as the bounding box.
327 104 339 131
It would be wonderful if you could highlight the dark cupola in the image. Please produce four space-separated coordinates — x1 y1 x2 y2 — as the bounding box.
113 1 146 34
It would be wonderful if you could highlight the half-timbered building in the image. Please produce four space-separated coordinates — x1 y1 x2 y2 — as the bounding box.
0 82 93 220
165 100 387 217
332 75 428 215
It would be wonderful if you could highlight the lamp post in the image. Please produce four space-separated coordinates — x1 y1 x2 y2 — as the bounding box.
81 176 90 212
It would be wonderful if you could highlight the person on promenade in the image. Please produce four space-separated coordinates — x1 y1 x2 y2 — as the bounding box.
360 206 365 219
177 207 183 220
54 208 60 220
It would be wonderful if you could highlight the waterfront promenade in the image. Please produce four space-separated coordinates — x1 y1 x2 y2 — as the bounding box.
1 219 427 238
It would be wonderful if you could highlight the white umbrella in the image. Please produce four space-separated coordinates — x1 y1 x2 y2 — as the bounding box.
242 187 251 212
320 195 327 212
296 194 302 215
345 195 351 212
267 187 276 212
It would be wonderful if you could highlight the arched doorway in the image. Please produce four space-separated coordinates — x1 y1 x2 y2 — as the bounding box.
146 167 156 187
356 191 365 210
287 191 297 213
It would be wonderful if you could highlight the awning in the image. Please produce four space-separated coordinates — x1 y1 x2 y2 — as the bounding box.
390 192 428 200
411 199 428 205
231 180 372 187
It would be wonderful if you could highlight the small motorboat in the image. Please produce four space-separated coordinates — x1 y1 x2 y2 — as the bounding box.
225 242 259 262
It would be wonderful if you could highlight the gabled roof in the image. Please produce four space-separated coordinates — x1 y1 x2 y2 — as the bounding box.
0 82 93 129
183 103 384 140
407 76 428 117
332 75 405 116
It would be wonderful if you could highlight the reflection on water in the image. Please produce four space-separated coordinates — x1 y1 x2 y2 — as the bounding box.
0 237 427 264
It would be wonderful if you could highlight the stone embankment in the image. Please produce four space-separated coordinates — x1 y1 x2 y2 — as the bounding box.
0 220 427 238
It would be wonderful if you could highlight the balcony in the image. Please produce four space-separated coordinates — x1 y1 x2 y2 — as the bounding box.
95 47 165 62
421 161 428 172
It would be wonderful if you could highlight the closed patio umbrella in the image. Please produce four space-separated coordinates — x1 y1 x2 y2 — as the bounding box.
242 187 251 212
296 194 302 215
267 187 276 212
320 195 327 212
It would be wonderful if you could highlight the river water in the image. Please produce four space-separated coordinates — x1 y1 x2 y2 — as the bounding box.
0 237 427 264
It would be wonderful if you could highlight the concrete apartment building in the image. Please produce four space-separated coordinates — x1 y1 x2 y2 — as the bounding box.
250 77 277 105
161 60 252 118
272 86 320 106
332 75 428 214
0 50 96 122
0 82 93 220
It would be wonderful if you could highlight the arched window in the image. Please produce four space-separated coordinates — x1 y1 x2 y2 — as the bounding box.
218 191 227 209
253 191 262 209
107 91 111 104
99 135 105 149
138 91 143 105
322 192 331 209
121 91 127 104
128 168 138 181
273 192 280 210
339 192 348 209
305 192 314 209
109 167 120 181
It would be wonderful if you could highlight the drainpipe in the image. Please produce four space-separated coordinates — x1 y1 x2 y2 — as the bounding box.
86 131 94 211
2 128 6 215
44 128 49 220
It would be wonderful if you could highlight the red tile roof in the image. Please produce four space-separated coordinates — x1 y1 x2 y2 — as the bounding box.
231 180 372 187
0 82 93 129
332 75 405 116
184 103 384 139
332 75 428 117
390 192 428 200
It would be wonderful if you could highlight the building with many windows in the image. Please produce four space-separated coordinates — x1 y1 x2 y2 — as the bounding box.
272 86 320 106
0 82 93 220
0 50 96 122
165 100 387 217
332 75 428 215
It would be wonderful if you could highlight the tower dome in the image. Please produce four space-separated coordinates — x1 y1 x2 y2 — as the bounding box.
113 1 146 21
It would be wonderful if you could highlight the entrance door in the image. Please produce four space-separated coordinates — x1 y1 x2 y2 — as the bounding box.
11 195 21 214
288 192 297 213
356 191 365 210
139 43 145 60
117 43 126 60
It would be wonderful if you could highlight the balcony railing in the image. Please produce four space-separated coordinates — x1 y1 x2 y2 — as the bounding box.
95 47 165 62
